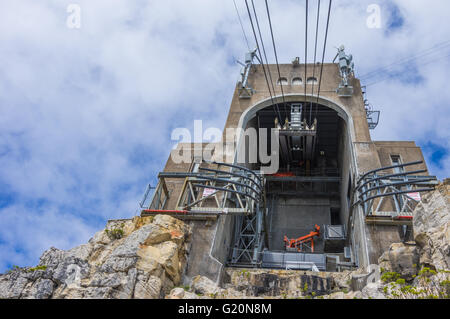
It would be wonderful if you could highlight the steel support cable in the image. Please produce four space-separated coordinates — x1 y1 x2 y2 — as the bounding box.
314 0 332 119
310 0 321 124
264 0 288 121
233 0 251 51
361 47 450 81
365 52 450 87
304 0 309 124
250 0 282 122
359 40 450 80
245 0 281 122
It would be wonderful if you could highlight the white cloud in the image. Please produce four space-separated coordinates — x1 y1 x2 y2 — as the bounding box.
0 0 449 272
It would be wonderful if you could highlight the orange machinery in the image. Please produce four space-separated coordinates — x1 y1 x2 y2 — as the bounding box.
283 224 321 252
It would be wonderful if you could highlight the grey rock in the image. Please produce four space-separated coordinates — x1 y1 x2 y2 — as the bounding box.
29 278 54 299
386 243 419 280
89 272 125 288
361 283 386 299
100 256 138 273
134 275 162 299
413 183 450 270
0 272 29 298
110 224 156 258
0 214 190 299
66 244 93 260
191 275 221 295
52 257 90 285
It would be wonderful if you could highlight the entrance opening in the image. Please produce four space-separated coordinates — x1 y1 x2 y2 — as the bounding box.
228 101 353 271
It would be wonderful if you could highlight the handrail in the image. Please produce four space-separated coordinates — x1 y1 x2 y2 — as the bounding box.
356 169 428 191
359 178 436 197
357 161 424 185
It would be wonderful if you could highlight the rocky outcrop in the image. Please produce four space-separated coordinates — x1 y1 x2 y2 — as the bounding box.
377 243 420 280
166 269 357 299
224 269 334 297
413 182 450 270
0 215 191 299
166 181 450 300
2 181 449 299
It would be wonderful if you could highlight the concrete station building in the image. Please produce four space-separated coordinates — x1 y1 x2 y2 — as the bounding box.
140 51 437 284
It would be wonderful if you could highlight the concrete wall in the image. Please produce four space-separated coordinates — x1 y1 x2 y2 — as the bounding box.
374 141 428 174
152 62 430 277
337 118 351 226
362 141 428 265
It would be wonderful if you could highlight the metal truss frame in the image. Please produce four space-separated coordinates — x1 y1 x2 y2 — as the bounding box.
141 161 264 219
354 161 438 225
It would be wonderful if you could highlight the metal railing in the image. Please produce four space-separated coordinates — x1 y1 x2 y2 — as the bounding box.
352 161 438 224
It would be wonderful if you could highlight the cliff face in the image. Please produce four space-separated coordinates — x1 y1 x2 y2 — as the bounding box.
0 214 191 299
1 182 449 299
167 182 450 300
413 181 450 270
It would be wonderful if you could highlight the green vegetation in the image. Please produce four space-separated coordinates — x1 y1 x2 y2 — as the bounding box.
381 271 401 283
418 267 437 277
302 283 308 293
238 269 251 279
105 223 125 240
7 264 47 274
395 278 406 285
382 266 450 299
27 265 47 272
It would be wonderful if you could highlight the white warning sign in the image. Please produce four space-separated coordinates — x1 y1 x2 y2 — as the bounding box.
202 188 217 198
406 192 421 201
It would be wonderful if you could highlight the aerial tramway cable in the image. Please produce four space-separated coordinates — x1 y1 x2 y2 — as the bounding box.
304 0 309 124
265 0 289 121
251 0 282 122
309 0 321 125
233 0 251 51
244 0 282 123
315 0 332 119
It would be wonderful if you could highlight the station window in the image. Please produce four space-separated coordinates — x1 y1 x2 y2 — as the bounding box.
292 77 302 85
391 155 404 174
277 77 288 85
306 77 318 84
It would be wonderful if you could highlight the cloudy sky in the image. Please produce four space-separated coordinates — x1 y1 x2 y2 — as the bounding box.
0 0 449 272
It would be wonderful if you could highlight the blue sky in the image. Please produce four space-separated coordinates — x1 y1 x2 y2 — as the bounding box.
0 0 449 273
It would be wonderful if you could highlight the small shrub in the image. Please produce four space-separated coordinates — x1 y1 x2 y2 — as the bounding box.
105 223 125 240
418 267 437 277
26 265 47 273
381 272 401 283
302 283 308 293
395 278 406 285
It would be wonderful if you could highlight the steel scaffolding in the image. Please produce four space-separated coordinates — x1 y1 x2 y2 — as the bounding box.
140 161 264 220
354 161 438 225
